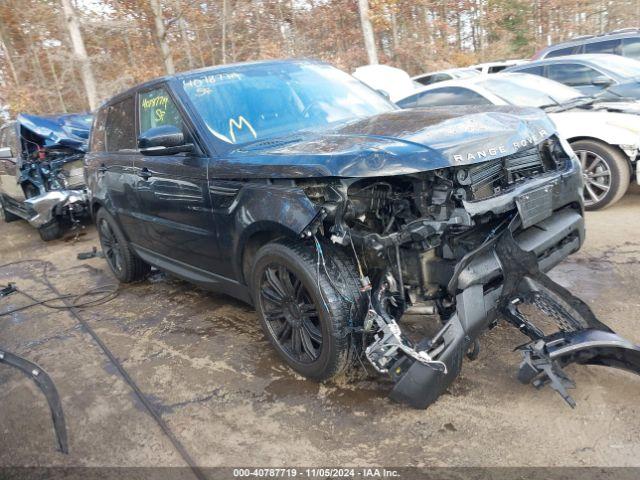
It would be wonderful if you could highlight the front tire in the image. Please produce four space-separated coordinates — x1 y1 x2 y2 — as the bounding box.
251 239 365 381
38 219 63 241
571 140 630 210
96 208 150 282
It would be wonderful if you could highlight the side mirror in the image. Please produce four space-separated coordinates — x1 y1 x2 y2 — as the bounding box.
0 146 13 159
592 75 613 87
138 125 194 156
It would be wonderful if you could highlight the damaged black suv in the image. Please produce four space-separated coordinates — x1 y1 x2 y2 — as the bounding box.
86 60 640 409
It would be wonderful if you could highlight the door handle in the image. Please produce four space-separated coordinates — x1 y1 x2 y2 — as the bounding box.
138 167 152 180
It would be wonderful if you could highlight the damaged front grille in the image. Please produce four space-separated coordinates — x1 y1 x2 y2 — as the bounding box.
460 140 566 201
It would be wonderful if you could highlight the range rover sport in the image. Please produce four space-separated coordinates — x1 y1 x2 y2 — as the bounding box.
85 60 640 409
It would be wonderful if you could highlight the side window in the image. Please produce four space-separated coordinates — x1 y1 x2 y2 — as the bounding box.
515 65 544 76
414 75 433 86
584 39 621 54
90 107 108 152
105 97 136 152
622 37 640 60
138 87 184 135
413 87 491 107
488 66 507 73
415 73 451 86
547 63 601 86
546 46 576 58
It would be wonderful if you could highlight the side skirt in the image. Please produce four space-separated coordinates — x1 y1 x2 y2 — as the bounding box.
131 244 253 305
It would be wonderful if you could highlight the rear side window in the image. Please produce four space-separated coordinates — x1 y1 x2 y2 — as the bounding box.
488 66 507 73
401 87 490 108
622 37 640 60
546 46 577 58
138 87 184 135
90 107 108 152
584 39 621 54
547 63 600 86
105 97 136 152
514 65 544 76
415 73 451 86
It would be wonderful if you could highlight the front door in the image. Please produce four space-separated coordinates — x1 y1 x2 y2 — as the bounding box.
132 85 219 271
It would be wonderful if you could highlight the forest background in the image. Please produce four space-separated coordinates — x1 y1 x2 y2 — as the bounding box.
1 0 638 118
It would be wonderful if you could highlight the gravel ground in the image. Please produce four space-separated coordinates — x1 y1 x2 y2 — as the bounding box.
1 186 639 471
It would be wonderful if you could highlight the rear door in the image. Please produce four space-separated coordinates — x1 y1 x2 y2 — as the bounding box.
0 122 25 204
99 96 142 241
132 84 219 270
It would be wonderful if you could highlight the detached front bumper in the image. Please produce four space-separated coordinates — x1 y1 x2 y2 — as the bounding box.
25 189 88 227
382 155 640 409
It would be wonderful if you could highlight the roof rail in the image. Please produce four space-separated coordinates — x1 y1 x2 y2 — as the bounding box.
606 27 640 35
569 34 595 41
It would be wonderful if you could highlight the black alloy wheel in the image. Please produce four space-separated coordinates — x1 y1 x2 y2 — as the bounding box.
95 208 150 283
259 263 324 364
98 216 125 275
251 239 365 381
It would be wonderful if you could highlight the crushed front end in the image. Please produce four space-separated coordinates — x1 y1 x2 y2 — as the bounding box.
302 134 640 409
14 113 91 235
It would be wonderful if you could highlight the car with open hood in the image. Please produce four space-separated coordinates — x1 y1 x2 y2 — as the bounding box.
396 72 640 210
85 60 640 409
0 113 92 240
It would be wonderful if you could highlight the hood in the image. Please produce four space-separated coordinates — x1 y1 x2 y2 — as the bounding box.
17 113 93 152
216 106 557 178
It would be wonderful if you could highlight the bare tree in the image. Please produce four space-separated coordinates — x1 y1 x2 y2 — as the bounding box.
357 0 378 64
60 0 98 110
149 0 175 74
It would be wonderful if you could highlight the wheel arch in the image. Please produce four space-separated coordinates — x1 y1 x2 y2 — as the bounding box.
238 221 302 289
568 136 634 171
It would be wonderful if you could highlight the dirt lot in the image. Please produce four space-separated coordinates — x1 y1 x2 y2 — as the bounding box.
1 187 640 470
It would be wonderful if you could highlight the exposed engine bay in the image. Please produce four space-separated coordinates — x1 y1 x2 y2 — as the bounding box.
299 135 640 409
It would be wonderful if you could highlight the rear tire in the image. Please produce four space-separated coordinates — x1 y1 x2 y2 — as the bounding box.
251 239 365 381
571 140 630 210
96 208 150 282
38 219 63 241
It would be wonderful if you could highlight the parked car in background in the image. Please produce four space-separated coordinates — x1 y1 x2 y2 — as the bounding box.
85 59 591 409
396 72 640 210
470 59 529 74
412 68 480 86
533 28 640 60
0 113 92 240
505 53 640 97
352 64 415 101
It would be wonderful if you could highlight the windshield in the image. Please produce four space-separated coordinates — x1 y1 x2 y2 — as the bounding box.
180 62 395 145
480 75 582 106
596 55 640 78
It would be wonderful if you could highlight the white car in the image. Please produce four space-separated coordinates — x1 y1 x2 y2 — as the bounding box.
396 72 640 210
470 59 530 74
412 68 480 87
352 64 415 102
